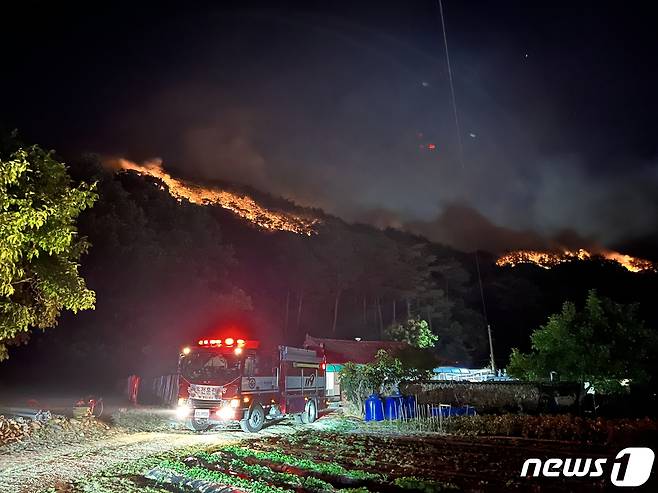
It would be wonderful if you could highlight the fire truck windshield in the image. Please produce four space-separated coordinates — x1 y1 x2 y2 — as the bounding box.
181 350 241 382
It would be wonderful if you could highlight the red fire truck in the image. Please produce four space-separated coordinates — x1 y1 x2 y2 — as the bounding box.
175 337 326 432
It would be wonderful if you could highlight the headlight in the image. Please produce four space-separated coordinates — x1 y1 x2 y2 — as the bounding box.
175 405 190 419
177 397 187 407
218 406 234 420
230 398 240 408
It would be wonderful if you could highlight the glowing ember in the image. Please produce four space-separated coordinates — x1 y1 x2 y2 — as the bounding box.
108 158 319 235
496 248 654 273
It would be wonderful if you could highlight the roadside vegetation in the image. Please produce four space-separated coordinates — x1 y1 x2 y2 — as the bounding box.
0 414 113 451
365 413 658 445
110 409 174 432
1 408 182 450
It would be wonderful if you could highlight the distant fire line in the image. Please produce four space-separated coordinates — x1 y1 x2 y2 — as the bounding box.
496 248 654 273
109 158 319 235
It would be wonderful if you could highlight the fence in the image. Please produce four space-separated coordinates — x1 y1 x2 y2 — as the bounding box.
121 373 179 406
150 373 180 406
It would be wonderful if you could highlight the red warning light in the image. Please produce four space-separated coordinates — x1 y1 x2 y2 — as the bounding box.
195 338 259 349
427 143 436 150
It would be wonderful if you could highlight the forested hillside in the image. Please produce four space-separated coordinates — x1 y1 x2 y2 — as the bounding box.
2 156 657 389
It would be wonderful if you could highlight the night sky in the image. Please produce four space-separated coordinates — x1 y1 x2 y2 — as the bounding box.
2 1 657 257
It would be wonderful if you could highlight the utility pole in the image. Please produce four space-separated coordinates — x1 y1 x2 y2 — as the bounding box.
487 324 495 373
475 251 495 373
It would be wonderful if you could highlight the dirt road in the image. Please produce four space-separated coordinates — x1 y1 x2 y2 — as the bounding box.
0 422 297 493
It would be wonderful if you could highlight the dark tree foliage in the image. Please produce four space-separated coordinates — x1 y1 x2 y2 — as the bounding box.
508 290 658 392
0 141 96 361
487 259 658 371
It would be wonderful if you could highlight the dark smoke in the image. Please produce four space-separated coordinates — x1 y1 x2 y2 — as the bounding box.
86 31 658 257
356 202 599 254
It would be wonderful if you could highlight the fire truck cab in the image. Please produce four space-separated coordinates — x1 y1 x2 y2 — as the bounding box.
175 337 326 432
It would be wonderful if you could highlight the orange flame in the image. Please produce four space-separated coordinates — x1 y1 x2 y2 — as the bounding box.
496 248 654 273
109 158 319 235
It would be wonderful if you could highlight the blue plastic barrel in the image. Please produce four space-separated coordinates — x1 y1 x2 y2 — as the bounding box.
384 395 403 420
364 394 384 421
402 395 416 418
451 405 477 416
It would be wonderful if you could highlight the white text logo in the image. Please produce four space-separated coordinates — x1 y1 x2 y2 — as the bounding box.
520 447 654 487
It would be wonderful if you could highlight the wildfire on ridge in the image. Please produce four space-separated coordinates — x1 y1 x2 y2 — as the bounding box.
496 249 655 273
109 158 320 235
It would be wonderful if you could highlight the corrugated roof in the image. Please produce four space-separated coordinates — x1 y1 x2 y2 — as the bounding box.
303 334 410 364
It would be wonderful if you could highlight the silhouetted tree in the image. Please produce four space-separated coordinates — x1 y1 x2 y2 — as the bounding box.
0 140 96 360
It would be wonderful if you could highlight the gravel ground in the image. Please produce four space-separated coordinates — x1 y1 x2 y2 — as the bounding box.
0 420 300 493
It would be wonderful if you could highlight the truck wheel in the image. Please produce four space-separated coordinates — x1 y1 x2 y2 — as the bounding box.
187 418 210 432
240 403 265 433
301 399 317 424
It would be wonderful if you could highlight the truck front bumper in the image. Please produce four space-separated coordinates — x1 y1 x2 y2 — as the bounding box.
175 400 246 423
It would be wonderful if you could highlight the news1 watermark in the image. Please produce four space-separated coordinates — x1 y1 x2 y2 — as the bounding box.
520 447 655 487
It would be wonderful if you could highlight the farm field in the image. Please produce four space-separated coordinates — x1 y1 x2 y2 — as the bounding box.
36 414 655 493
2 411 657 492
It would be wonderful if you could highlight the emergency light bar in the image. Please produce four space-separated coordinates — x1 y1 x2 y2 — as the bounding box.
196 338 260 349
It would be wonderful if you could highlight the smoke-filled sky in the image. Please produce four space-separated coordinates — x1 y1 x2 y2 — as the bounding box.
2 1 658 256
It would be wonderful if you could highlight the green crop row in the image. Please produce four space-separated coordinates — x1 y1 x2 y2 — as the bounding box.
212 445 458 493
393 476 459 493
74 475 172 493
225 455 335 492
216 445 383 481
157 459 291 493
156 455 372 493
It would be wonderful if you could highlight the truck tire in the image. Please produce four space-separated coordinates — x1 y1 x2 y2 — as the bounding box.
301 399 317 424
187 418 210 432
240 403 265 433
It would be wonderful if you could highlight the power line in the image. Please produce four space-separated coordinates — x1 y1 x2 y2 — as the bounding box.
437 0 465 169
436 0 494 369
